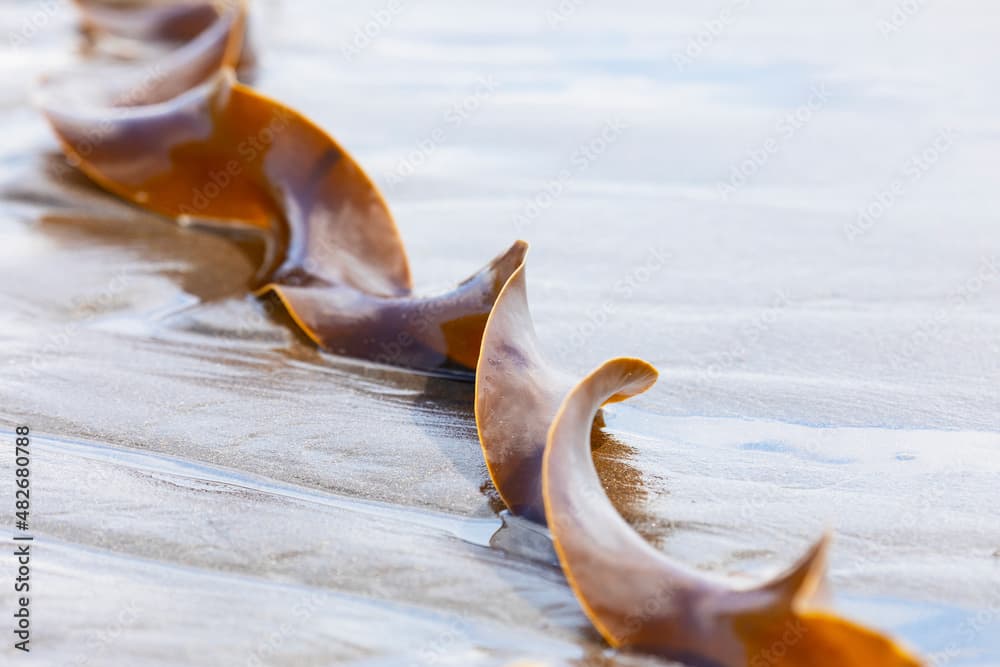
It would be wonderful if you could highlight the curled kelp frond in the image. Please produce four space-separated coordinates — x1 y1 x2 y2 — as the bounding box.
474 256 656 522
261 240 528 372
57 0 250 106
542 359 924 667
74 0 256 76
38 70 410 291
39 9 522 372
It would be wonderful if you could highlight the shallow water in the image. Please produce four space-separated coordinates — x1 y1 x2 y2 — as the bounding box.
1 1 999 665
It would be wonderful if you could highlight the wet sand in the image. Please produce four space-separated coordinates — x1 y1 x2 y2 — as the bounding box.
1 1 999 665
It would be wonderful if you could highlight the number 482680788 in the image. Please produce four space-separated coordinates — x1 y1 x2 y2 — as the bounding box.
14 426 30 531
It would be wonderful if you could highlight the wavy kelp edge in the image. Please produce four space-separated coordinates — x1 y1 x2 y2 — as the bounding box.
542 359 925 667
40 2 524 373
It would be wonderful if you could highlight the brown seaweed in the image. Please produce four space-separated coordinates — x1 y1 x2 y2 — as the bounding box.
74 0 257 76
40 4 932 663
474 255 655 522
56 0 250 106
474 258 923 664
541 359 925 666
39 4 522 373
264 240 527 371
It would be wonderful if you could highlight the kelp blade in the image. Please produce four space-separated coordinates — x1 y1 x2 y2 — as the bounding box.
542 359 924 667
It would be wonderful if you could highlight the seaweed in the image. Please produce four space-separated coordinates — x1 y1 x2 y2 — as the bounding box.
35 3 927 664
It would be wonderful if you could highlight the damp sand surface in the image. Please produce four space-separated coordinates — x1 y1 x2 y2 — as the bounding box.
1 1 999 665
